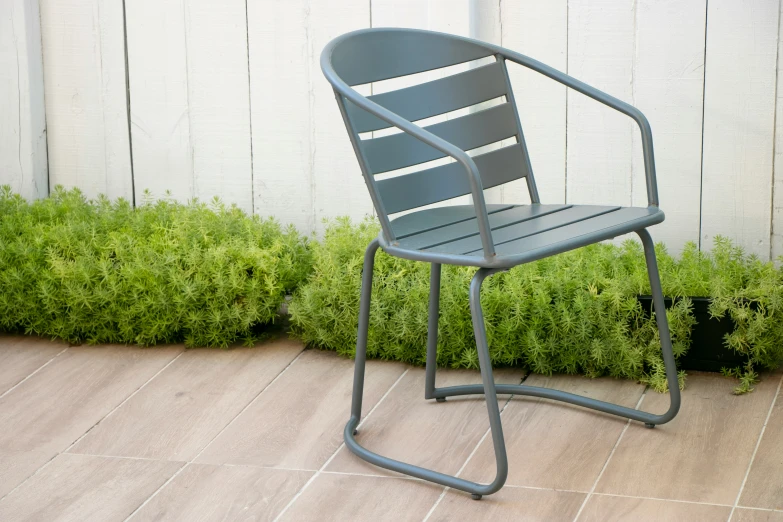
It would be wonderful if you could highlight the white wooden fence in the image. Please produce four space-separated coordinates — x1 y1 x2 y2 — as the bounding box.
2 0 783 260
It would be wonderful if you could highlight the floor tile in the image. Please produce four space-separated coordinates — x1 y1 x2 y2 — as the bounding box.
428 487 585 521
0 453 182 521
739 375 783 510
196 350 406 470
461 373 645 491
131 464 312 521
733 508 783 522
596 372 780 504
279 473 442 521
0 345 182 495
0 336 65 395
0 450 53 499
326 367 523 477
70 339 304 461
578 495 731 521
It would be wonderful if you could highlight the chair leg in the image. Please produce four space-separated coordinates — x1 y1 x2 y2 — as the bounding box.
344 242 508 498
344 230 681 498
636 227 681 425
425 263 441 400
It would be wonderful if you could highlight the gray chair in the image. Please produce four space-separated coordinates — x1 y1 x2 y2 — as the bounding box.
321 28 680 499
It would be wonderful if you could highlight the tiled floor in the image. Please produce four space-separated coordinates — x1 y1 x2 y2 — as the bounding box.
0 335 781 521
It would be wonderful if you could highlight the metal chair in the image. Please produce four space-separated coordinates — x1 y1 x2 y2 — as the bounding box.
321 28 680 499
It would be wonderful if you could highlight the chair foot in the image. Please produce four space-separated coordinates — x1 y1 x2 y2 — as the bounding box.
435 397 446 403
645 423 655 429
471 493 482 501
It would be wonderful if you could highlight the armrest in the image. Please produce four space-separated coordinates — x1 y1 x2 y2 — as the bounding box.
499 49 659 207
324 67 496 257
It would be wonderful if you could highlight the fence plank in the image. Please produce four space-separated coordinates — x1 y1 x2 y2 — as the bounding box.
0 0 47 200
310 0 373 235
184 0 252 213
700 0 779 258
39 0 132 200
125 0 193 203
631 0 706 254
501 0 567 206
249 0 313 233
566 0 635 208
773 0 783 263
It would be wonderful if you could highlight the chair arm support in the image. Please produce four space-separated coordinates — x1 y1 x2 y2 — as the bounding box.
322 61 496 257
498 49 659 207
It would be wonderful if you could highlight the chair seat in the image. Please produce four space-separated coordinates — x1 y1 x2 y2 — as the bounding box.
380 203 665 268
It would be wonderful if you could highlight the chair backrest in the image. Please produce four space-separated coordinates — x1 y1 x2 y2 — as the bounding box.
322 28 539 241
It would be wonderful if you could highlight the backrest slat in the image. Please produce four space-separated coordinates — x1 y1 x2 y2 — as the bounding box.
332 30 494 86
347 62 508 133
377 144 528 214
362 102 517 174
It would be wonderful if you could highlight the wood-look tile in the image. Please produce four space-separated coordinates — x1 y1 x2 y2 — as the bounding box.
131 464 313 522
578 495 731 521
739 375 783 510
196 350 406 470
460 373 645 491
733 508 783 522
0 345 181 495
326 367 523 477
279 473 442 522
0 336 65 395
0 453 182 521
70 339 304 461
0 450 53 499
428 487 585 522
596 372 780 504
0 345 182 455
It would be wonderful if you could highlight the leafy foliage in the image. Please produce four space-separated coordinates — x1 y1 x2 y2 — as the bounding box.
290 218 783 393
0 186 311 347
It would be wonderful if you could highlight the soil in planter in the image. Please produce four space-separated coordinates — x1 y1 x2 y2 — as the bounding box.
637 296 750 372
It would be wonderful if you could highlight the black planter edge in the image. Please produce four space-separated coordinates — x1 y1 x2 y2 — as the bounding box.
636 295 750 373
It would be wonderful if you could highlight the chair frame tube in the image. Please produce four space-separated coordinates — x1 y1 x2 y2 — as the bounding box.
344 228 680 498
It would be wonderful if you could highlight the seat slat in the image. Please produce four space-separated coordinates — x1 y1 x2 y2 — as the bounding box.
332 30 494 86
470 207 663 257
347 62 508 133
377 144 528 214
424 206 621 255
398 204 572 250
363 103 518 174
390 204 514 239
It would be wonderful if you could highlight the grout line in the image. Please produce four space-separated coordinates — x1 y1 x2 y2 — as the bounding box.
422 373 526 522
0 346 68 400
65 351 186 452
592 491 734 508
192 348 307 461
0 348 184 504
272 368 410 522
727 372 783 521
123 347 307 521
123 461 188 522
571 387 649 521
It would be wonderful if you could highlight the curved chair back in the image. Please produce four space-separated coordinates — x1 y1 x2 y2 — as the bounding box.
321 28 538 243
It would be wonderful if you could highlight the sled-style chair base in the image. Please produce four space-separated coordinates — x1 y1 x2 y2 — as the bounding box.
344 228 680 499
320 27 681 499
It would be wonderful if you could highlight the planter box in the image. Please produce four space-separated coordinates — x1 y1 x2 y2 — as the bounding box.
637 296 750 372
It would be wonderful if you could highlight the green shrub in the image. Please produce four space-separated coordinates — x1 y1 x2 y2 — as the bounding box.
0 186 311 347
289 218 783 393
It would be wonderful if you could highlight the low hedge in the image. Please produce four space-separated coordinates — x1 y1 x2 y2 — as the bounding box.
289 217 783 393
0 186 311 347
